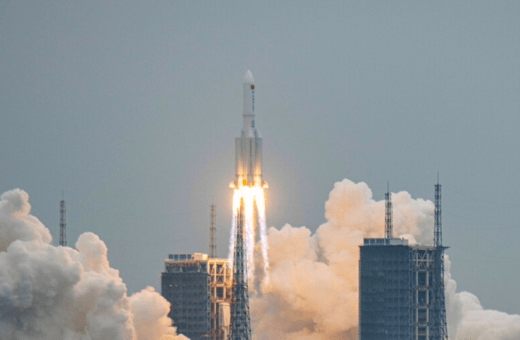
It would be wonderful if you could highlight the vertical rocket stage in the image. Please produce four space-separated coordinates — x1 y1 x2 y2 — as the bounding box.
231 70 268 189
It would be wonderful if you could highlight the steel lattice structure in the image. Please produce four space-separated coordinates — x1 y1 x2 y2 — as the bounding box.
432 181 448 340
385 185 393 239
229 198 252 340
59 196 66 247
210 203 217 258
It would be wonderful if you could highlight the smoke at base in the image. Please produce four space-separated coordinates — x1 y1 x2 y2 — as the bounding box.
3 179 518 340
0 189 189 340
250 179 520 340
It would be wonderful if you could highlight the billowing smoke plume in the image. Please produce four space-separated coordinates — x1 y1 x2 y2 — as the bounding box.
0 189 189 340
444 256 520 339
251 179 520 340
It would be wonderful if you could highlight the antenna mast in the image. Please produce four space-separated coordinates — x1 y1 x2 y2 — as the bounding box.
434 175 442 247
59 193 66 247
385 183 393 239
210 202 216 258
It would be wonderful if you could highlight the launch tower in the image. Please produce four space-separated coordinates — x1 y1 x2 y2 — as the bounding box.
229 198 252 340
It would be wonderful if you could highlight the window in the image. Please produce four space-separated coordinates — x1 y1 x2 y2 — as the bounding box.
418 309 427 323
418 291 427 305
418 272 427 286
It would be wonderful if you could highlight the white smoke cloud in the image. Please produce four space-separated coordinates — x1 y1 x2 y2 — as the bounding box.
251 179 520 340
0 189 52 251
445 256 520 339
0 189 188 340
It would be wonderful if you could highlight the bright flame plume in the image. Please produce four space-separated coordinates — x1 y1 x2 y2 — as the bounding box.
228 186 269 283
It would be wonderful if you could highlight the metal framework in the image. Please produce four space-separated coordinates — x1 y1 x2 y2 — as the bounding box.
59 195 66 247
385 184 393 239
229 198 252 340
210 203 217 258
412 246 436 339
162 254 232 340
431 181 448 340
434 181 442 248
208 258 232 340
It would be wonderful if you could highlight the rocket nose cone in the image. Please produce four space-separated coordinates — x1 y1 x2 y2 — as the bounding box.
244 70 254 84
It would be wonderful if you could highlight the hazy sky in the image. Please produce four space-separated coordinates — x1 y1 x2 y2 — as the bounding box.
1 1 519 315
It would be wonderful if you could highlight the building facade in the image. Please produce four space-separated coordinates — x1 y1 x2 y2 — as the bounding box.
359 239 446 340
359 238 414 339
208 257 233 340
161 253 232 340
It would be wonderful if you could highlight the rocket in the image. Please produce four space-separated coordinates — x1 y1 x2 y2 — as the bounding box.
231 70 268 189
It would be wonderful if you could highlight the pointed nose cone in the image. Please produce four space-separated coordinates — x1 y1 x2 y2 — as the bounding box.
244 70 254 84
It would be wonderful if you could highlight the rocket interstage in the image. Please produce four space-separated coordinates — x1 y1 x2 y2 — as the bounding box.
228 71 269 285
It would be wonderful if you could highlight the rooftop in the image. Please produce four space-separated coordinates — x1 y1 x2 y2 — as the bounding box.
363 238 409 246
167 253 208 262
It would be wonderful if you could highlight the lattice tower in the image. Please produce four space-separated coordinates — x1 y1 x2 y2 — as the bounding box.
433 180 448 340
210 203 217 258
385 184 393 239
434 180 442 247
229 198 251 340
59 196 66 247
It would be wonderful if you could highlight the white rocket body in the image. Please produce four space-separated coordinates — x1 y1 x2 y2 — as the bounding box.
232 71 267 189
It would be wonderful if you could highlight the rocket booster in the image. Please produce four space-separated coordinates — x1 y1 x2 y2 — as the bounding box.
232 70 267 189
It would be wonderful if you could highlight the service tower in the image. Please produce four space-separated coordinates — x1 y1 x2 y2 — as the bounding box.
229 198 252 340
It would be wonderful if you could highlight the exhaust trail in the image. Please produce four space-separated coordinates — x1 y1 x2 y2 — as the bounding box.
229 187 270 283
255 189 269 282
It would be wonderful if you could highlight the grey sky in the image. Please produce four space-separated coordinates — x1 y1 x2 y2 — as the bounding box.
1 1 519 315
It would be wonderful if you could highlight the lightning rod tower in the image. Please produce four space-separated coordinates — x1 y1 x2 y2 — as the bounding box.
433 176 448 340
210 202 217 258
385 183 393 239
434 176 442 247
59 193 66 247
229 198 252 340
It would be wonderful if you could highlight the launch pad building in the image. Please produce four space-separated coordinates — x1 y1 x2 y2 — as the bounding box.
161 253 232 340
359 239 447 339
359 183 448 340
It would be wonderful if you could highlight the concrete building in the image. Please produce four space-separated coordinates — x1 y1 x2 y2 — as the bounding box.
359 238 414 339
359 239 447 340
161 253 232 340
